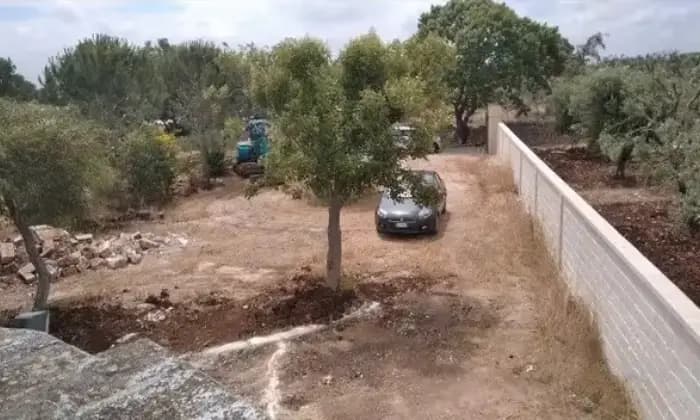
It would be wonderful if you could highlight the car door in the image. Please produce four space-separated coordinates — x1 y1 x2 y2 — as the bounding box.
435 173 446 210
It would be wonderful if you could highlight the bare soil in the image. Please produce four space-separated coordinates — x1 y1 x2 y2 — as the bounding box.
508 121 576 147
596 201 700 304
1 151 636 419
49 273 358 354
532 140 700 306
536 146 639 190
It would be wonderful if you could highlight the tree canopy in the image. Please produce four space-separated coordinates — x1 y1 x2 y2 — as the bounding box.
254 35 437 289
418 0 571 143
0 99 110 308
0 58 36 101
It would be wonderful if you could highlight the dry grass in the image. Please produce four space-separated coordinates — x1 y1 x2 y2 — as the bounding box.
473 160 638 418
509 203 638 416
531 237 639 419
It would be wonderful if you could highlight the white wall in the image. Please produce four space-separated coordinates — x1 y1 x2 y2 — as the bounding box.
495 122 700 420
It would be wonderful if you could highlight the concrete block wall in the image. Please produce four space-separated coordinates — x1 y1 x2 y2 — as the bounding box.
494 122 700 420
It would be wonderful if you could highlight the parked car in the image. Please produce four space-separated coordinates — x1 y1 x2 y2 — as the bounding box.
391 123 442 153
375 170 447 235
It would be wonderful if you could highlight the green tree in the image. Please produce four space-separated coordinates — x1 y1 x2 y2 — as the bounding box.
567 67 629 155
254 36 437 290
121 127 178 206
0 100 109 309
418 0 571 144
656 119 700 230
0 58 37 100
158 41 250 184
40 34 160 128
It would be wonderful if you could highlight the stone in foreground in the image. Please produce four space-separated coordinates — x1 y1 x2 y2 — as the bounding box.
10 311 50 332
105 255 128 270
0 328 262 420
0 242 15 264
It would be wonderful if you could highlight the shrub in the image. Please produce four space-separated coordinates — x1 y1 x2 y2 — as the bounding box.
122 127 178 206
656 119 700 230
564 67 630 157
196 131 228 180
206 149 227 177
550 78 576 134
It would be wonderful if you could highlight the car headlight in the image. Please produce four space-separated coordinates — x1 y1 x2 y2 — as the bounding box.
377 208 388 217
418 208 433 219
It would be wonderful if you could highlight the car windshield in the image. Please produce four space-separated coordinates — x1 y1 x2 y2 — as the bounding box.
383 190 412 199
382 173 437 199
421 172 437 186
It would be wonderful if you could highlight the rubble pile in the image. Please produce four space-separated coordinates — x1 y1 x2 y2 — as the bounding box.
0 225 188 285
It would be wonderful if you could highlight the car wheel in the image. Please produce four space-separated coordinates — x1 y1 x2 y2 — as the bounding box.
430 215 440 235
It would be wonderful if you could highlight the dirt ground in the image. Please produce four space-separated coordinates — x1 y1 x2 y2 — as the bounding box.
532 144 700 306
1 151 636 419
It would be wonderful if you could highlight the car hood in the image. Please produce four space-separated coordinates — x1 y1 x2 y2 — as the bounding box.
378 197 426 217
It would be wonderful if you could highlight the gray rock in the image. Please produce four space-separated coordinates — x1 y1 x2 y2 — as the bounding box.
139 238 160 250
81 246 96 259
40 239 56 258
75 233 93 243
57 252 80 268
127 252 143 265
105 255 128 270
1 242 15 264
0 328 263 420
62 265 79 277
78 256 89 271
18 272 36 284
136 303 157 314
96 241 112 259
18 262 35 283
89 258 106 269
47 264 60 279
31 225 70 243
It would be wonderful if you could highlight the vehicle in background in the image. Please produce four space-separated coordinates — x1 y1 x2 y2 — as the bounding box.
391 123 442 153
375 170 447 235
234 117 270 178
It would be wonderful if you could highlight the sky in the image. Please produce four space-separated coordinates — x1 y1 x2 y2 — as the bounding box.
1 0 699 83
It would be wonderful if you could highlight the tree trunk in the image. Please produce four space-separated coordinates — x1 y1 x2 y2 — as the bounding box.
5 198 52 310
455 106 469 144
326 199 342 291
454 106 471 145
614 144 634 179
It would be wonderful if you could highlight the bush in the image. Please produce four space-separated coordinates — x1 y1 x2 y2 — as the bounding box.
196 131 228 179
568 68 627 144
656 119 700 230
206 149 227 177
122 127 178 206
0 100 111 226
550 79 576 134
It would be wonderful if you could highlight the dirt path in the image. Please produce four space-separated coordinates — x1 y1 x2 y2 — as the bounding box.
2 150 634 418
194 152 635 419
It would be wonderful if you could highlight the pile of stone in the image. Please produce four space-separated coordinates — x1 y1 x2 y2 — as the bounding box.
0 225 188 285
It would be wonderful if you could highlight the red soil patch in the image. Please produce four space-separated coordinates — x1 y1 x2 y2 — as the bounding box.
596 201 700 305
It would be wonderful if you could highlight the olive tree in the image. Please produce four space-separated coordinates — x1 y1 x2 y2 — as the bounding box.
418 0 571 144
0 100 109 309
253 36 436 290
0 57 36 101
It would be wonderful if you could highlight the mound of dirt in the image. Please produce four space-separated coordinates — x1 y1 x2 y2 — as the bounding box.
49 275 360 354
536 146 639 190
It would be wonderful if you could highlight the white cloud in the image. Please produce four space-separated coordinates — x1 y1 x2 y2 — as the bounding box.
1 0 698 83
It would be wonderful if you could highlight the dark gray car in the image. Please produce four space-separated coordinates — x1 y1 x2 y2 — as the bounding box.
375 170 447 234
